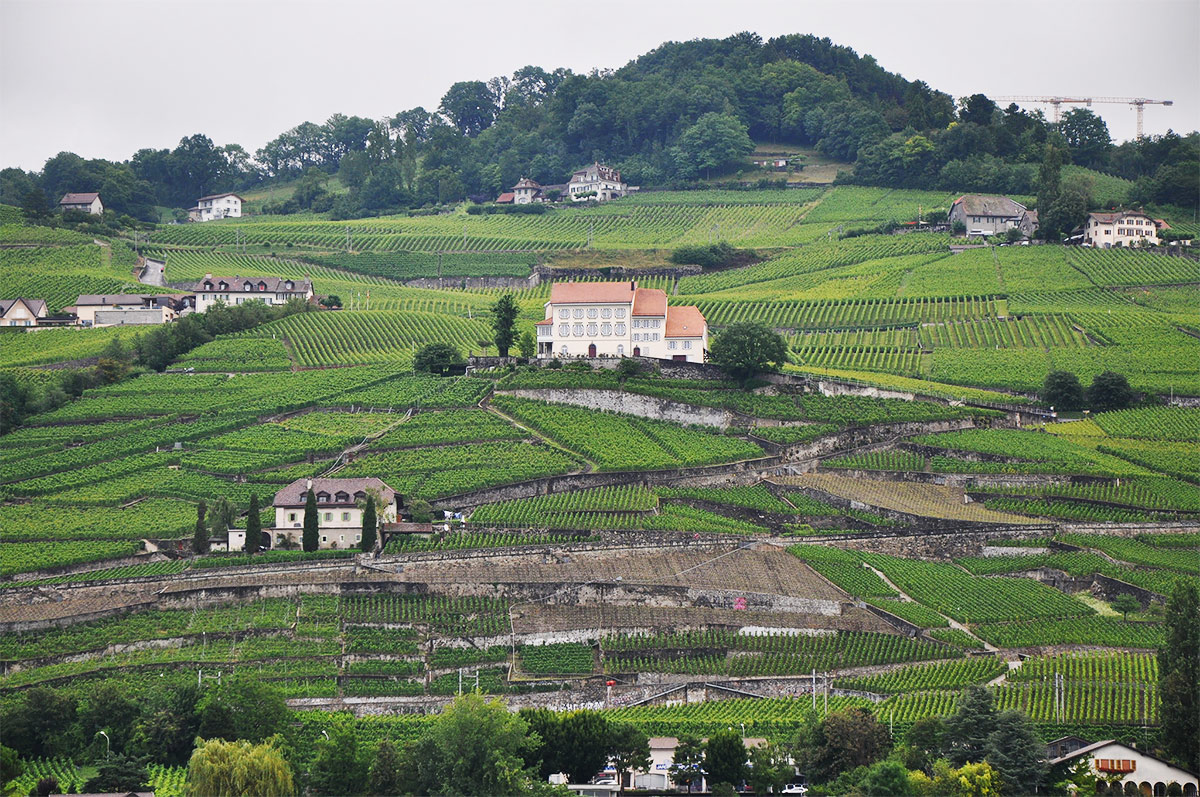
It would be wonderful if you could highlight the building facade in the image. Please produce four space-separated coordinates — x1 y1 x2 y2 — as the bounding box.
1049 740 1197 796
191 274 314 313
272 477 399 550
58 192 103 215
0 298 47 326
947 194 1026 235
189 192 244 222
568 163 632 202
535 281 707 362
71 294 182 326
1083 210 1162 248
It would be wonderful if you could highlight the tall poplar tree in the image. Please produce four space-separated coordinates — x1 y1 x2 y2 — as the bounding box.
244 494 261 554
1159 580 1199 770
302 488 319 552
360 498 377 553
192 500 209 555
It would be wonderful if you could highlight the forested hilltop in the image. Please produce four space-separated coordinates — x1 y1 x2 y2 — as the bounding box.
3 32 1196 222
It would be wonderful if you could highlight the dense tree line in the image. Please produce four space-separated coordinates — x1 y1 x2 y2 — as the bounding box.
3 33 1196 222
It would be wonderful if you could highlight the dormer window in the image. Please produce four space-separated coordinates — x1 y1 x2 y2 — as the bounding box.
218 281 228 290
203 282 213 290
258 282 267 291
334 491 350 502
353 491 366 500
284 281 294 290
243 282 253 291
317 492 330 502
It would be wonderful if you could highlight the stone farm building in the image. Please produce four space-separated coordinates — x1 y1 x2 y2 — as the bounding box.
58 192 103 215
272 477 400 550
68 293 183 326
947 194 1026 236
1083 210 1163 248
0 298 47 326
536 281 707 362
191 274 314 313
188 192 244 222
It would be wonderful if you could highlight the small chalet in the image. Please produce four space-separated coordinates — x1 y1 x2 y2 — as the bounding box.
192 274 314 313
59 192 103 215
72 294 182 327
271 477 400 550
1083 210 1163 248
1049 739 1197 795
947 194 1026 236
188 192 244 222
0 297 47 326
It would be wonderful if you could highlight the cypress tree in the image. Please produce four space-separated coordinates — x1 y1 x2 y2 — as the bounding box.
302 488 319 552
245 494 261 554
361 499 377 553
192 500 209 555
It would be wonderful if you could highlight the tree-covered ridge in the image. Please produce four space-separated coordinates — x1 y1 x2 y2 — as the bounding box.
5 31 1193 223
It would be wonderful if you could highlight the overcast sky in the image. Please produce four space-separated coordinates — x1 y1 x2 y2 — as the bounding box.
2 0 1197 171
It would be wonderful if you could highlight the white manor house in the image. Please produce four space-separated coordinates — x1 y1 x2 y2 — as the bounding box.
536 281 707 362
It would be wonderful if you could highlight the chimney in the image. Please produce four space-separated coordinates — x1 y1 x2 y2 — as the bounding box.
630 280 635 290
306 478 313 491
205 273 212 280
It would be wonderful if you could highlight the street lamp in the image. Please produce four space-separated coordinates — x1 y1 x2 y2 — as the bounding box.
97 730 110 757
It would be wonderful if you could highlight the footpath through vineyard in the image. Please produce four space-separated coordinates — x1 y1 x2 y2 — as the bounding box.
861 561 998 652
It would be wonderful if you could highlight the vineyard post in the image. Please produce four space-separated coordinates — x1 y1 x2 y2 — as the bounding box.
812 668 816 710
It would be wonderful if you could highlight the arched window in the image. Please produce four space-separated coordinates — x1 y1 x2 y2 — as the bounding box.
617 345 624 356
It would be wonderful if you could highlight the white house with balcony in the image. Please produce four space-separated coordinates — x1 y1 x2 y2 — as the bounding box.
568 163 632 202
1049 739 1197 796
535 281 707 362
191 274 314 313
59 192 104 215
271 477 399 550
188 192 244 222
1083 210 1163 248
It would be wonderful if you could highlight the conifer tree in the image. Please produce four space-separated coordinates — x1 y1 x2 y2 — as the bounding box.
244 494 261 554
360 498 377 553
302 488 319 552
192 501 209 555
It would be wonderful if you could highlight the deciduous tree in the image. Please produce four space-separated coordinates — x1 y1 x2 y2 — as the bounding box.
413 343 465 376
607 722 650 795
709 321 788 384
1087 371 1136 412
668 734 705 792
185 737 294 797
1041 370 1084 411
703 729 748 789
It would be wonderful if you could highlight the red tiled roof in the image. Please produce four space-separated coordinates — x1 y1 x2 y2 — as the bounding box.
535 318 553 325
495 192 515 204
548 281 636 304
274 477 396 507
59 192 100 204
665 305 706 337
512 178 541 190
631 287 667 316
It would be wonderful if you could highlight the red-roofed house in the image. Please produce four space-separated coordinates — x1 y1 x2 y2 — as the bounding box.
495 192 515 204
537 281 707 362
59 192 103 215
1083 210 1162 248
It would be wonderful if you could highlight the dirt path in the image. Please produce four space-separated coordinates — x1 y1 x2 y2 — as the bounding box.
863 563 998 652
480 395 596 474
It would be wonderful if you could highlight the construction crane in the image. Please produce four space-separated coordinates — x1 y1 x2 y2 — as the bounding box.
995 96 1173 138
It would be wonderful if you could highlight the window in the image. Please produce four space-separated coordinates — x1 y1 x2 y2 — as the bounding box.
601 307 612 319
633 333 640 342
559 309 569 319
558 324 569 336
615 323 626 335
573 324 584 336
684 341 692 349
324 512 332 521
586 323 597 336
587 308 597 319
668 340 677 350
617 345 624 355
288 513 296 522
342 512 350 521
601 323 611 336
322 536 327 543
615 308 626 319
560 345 568 355
573 308 584 319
